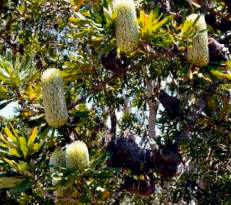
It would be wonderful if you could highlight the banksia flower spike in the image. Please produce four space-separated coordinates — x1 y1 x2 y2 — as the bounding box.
65 141 90 171
49 149 66 186
41 68 69 128
183 14 209 67
113 0 139 54
49 149 66 171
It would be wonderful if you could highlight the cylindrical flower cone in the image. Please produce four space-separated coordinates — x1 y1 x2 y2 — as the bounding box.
184 14 209 67
65 140 90 171
41 68 68 128
49 149 66 185
49 149 66 171
113 0 139 54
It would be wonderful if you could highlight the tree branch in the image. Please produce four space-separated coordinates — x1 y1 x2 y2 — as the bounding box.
146 78 160 140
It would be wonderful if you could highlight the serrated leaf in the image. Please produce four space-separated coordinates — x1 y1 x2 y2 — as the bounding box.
2 158 18 170
0 133 14 148
0 72 9 82
0 143 9 149
138 9 171 39
61 64 92 81
9 124 20 139
68 16 79 24
68 16 89 26
0 150 11 157
19 137 29 159
0 86 8 98
17 161 30 175
4 127 18 145
28 127 38 148
104 7 114 26
211 70 231 80
151 16 172 33
32 143 41 154
9 148 21 158
181 20 193 35
25 85 39 101
0 58 20 87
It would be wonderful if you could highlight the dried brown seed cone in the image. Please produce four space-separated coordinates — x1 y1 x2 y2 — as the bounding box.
41 68 68 128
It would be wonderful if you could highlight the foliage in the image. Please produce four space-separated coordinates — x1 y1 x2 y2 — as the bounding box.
0 0 231 204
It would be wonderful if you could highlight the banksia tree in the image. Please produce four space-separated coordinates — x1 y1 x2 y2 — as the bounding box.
41 68 69 128
183 14 209 67
113 0 139 54
65 141 90 171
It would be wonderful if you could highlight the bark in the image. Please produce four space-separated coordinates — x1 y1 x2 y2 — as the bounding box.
110 109 117 141
146 79 160 140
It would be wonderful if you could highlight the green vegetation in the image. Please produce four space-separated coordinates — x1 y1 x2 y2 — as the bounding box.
0 0 231 204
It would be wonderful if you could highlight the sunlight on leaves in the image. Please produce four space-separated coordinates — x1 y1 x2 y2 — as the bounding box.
138 10 172 39
25 85 41 101
210 70 231 80
28 127 38 148
0 126 41 160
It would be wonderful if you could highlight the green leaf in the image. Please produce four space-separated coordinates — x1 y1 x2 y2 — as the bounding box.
19 137 29 159
210 70 231 80
151 16 172 33
2 158 18 170
4 127 18 145
104 6 114 26
0 66 10 83
0 133 15 148
226 60 231 69
9 124 20 139
0 58 19 86
0 143 9 149
17 161 30 175
32 143 41 154
0 86 8 99
28 127 38 148
9 148 21 158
